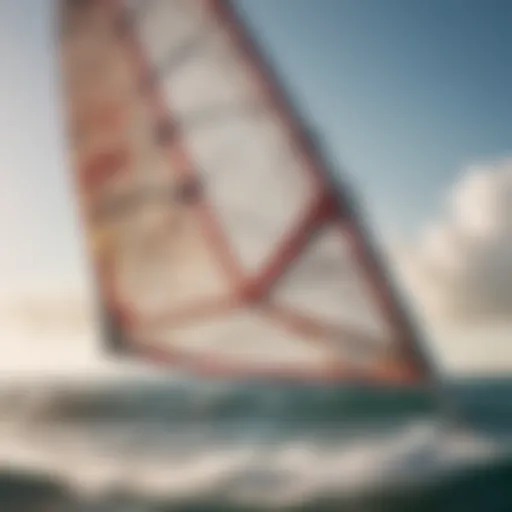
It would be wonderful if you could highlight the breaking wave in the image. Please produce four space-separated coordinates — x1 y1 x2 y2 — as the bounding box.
0 377 510 510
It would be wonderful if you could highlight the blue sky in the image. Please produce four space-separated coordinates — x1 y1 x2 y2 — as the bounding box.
0 0 83 291
237 0 512 236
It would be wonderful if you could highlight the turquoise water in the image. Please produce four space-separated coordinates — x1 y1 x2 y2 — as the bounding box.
0 376 510 510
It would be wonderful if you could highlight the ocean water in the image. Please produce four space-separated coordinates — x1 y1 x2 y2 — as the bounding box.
0 375 511 511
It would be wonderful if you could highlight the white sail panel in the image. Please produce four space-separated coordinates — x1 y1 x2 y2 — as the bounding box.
60 0 232 325
272 225 393 339
114 206 230 317
136 0 318 273
152 310 332 369
59 0 429 383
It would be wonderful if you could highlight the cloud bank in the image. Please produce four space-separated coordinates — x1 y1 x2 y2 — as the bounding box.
398 158 512 327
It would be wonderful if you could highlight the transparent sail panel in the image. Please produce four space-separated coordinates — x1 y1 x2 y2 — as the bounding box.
59 0 427 383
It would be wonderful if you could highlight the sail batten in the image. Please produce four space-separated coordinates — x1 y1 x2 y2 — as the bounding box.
59 0 432 384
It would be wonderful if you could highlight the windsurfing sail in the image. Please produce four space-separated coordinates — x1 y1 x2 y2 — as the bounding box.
58 0 433 384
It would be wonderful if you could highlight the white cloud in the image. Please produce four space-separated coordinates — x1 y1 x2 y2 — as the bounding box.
396 157 512 327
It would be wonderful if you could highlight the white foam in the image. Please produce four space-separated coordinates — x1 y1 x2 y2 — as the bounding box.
0 411 500 508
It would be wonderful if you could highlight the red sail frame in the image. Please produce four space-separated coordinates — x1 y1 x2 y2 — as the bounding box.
61 0 433 385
